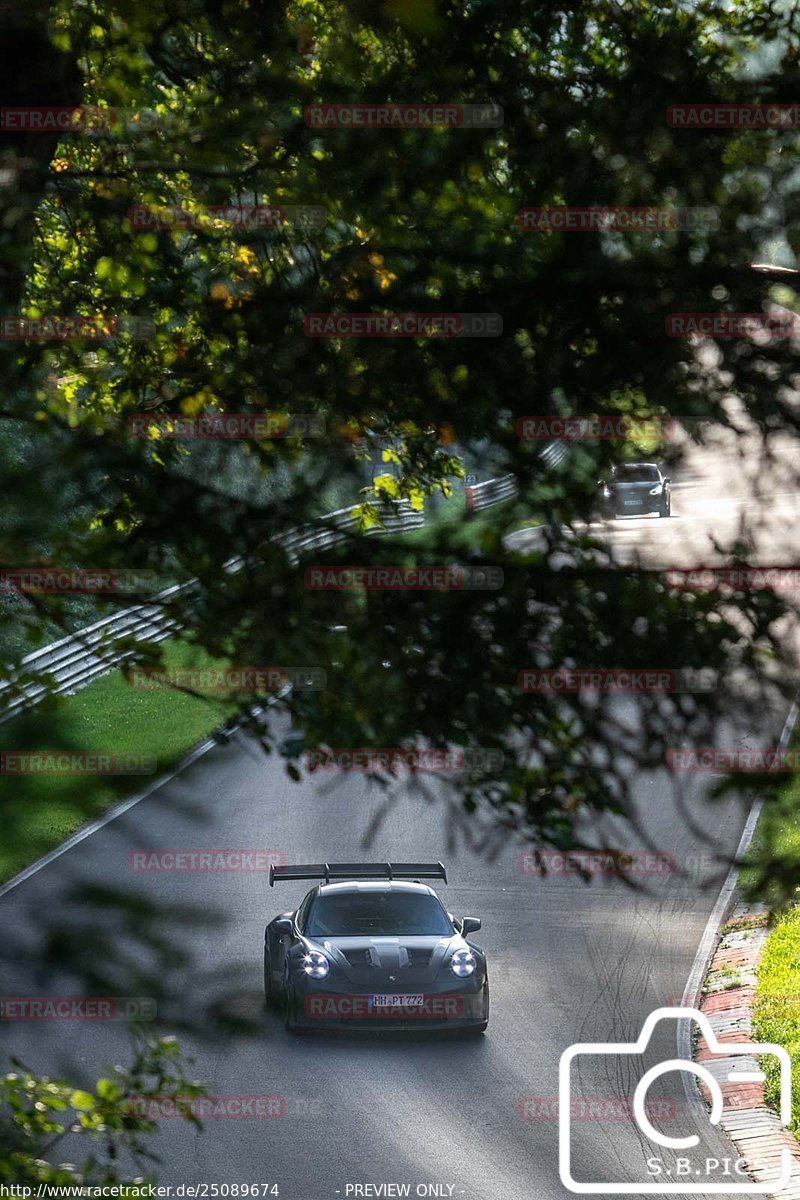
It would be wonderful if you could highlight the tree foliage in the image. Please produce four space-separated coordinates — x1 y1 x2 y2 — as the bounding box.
0 1035 203 1185
2 0 800 851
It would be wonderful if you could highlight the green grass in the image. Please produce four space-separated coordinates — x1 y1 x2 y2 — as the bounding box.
752 906 800 1134
740 729 800 1132
739 770 800 905
0 640 238 884
736 723 800 1130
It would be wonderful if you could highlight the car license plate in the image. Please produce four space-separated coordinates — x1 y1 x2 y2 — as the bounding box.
370 993 424 1008
623 499 640 506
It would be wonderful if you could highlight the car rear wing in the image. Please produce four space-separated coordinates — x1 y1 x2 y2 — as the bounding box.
269 861 447 887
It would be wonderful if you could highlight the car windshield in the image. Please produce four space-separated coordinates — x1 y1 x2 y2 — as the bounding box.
305 892 453 937
614 465 660 483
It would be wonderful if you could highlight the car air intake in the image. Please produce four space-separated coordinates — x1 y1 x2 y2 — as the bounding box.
342 947 433 969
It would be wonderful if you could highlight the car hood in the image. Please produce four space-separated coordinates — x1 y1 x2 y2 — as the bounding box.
305 934 466 983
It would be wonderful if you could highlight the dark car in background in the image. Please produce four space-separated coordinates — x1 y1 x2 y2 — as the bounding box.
264 862 489 1034
599 462 671 519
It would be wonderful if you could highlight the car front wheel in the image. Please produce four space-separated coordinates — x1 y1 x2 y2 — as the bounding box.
264 942 277 1007
467 982 489 1034
283 965 303 1032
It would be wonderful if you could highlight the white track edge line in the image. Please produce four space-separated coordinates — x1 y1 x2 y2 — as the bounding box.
0 694 286 902
678 692 800 1118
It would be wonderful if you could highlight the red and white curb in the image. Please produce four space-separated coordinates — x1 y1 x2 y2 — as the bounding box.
696 902 800 1197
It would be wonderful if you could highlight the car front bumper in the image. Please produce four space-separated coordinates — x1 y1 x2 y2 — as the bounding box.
609 496 664 515
288 976 489 1030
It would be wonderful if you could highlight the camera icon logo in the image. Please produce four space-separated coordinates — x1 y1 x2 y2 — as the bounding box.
559 1006 792 1194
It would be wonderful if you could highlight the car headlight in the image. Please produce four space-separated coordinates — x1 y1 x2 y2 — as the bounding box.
450 948 476 977
649 485 662 496
302 950 330 979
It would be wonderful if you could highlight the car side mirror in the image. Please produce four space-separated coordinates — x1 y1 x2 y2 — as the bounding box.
663 476 671 484
274 916 293 935
597 479 606 488
461 916 481 935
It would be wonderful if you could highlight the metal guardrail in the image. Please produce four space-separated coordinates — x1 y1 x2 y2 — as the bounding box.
0 500 423 724
465 442 568 513
273 500 424 564
466 474 518 513
0 586 184 725
540 442 569 469
0 449 566 723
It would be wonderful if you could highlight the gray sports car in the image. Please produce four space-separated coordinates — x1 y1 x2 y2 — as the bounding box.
599 462 671 518
264 862 489 1034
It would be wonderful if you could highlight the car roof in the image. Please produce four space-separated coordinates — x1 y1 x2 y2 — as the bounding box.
314 880 437 897
614 461 659 470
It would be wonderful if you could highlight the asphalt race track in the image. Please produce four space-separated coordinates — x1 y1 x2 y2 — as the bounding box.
2 426 799 1199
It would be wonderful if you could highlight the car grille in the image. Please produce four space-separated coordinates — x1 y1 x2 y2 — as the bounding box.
341 948 434 969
